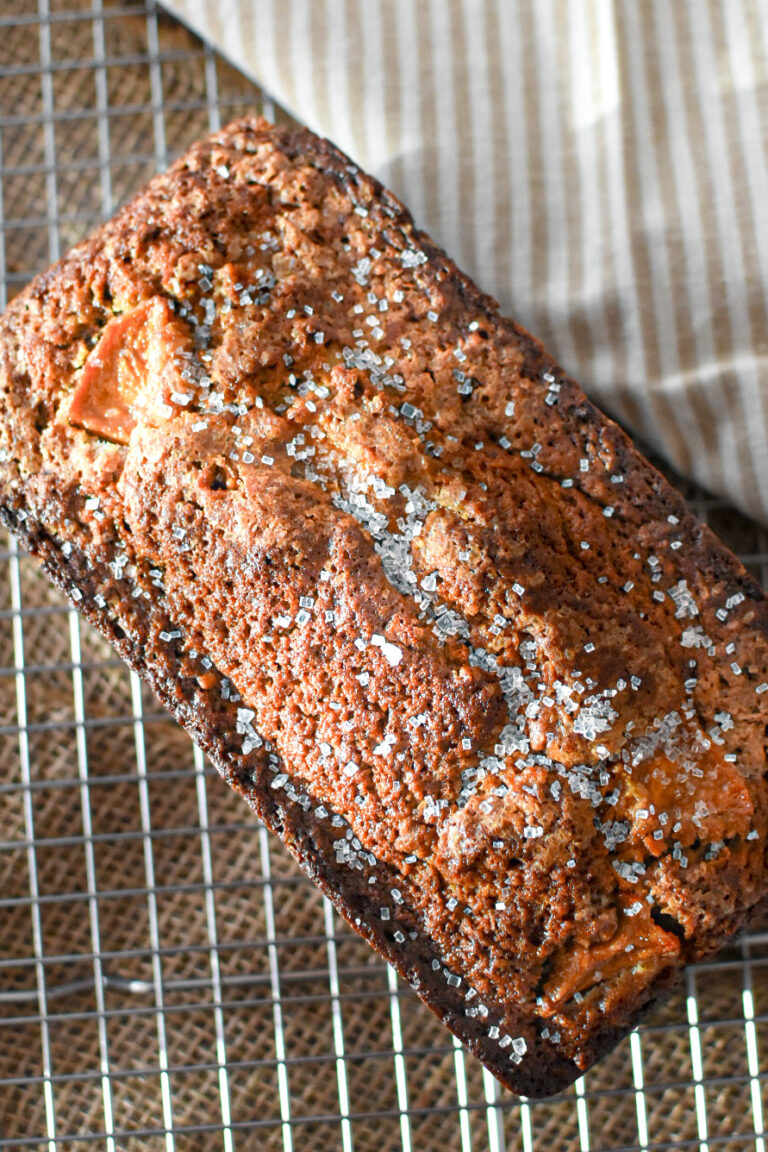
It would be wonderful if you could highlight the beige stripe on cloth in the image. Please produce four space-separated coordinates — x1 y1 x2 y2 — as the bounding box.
163 0 768 524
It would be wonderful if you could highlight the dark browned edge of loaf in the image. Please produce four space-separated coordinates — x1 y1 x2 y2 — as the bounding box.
0 116 766 1099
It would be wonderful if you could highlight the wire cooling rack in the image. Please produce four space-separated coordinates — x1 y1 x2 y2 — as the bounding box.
1 3 768 1149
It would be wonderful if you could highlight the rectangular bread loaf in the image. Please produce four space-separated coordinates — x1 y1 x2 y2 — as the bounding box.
0 117 766 1097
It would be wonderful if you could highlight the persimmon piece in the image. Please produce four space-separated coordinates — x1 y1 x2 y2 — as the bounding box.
544 904 679 1009
623 738 754 856
70 297 187 444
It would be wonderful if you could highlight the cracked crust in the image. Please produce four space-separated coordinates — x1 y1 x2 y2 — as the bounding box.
0 117 766 1096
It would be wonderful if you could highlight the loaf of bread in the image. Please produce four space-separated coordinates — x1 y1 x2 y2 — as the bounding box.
0 117 766 1097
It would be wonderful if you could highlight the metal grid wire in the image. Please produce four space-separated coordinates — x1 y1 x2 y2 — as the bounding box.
1 3 768 1149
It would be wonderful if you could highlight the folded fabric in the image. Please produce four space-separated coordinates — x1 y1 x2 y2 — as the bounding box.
162 0 768 525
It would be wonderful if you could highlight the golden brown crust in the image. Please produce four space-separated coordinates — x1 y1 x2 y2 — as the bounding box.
0 117 766 1096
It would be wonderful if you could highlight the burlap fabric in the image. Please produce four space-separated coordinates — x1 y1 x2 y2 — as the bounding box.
1 7 768 1149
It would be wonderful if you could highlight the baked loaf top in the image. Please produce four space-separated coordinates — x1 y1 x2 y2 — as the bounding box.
0 117 766 1097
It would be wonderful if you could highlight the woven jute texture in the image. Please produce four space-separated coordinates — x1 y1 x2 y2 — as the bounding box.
1 5 768 1150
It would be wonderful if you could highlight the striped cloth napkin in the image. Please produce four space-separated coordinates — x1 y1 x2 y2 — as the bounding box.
163 0 768 525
